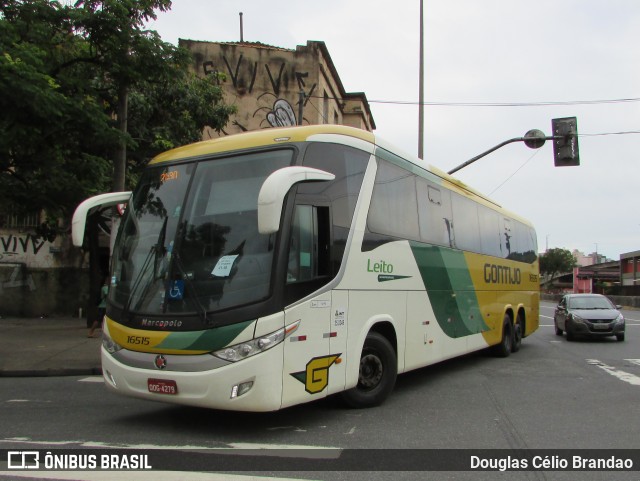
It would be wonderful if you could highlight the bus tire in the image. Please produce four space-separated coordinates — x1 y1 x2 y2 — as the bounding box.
341 331 397 408
492 316 512 358
512 314 523 353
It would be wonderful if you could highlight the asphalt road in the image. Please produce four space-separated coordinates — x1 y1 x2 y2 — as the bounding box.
1 301 639 481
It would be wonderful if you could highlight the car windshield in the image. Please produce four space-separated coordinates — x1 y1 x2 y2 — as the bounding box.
567 296 614 310
109 149 293 317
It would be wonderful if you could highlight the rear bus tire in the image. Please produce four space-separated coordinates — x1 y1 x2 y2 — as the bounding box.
492 316 513 358
341 331 397 408
512 314 523 353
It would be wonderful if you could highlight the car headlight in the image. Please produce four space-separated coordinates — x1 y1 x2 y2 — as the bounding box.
571 314 585 323
615 313 625 325
213 321 300 362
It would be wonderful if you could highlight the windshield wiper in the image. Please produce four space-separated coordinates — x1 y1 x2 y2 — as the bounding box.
153 217 168 279
121 245 156 321
171 253 214 326
122 217 169 321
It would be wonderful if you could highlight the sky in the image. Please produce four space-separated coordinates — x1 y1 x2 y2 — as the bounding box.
146 0 640 260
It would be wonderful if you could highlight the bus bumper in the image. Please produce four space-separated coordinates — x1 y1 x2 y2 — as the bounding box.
100 343 285 412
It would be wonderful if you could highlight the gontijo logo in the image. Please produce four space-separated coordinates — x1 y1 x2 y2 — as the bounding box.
291 354 341 394
483 263 521 285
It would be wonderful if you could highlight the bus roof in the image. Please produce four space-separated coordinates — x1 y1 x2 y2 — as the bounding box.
149 125 375 165
149 125 533 227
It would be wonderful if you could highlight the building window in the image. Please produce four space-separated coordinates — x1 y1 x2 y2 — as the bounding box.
2 208 40 229
323 91 329 124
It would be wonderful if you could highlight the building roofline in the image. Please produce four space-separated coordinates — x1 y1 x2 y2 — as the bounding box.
179 38 376 130
304 41 376 130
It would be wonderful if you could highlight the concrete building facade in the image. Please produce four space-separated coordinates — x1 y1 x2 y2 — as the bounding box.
621 250 640 287
180 39 375 136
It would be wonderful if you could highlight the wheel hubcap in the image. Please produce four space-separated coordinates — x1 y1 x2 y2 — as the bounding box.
359 353 383 389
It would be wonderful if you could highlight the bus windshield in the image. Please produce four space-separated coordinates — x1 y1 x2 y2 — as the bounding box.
110 149 293 318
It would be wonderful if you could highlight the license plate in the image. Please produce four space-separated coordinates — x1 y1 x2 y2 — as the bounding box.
593 323 609 330
148 378 178 395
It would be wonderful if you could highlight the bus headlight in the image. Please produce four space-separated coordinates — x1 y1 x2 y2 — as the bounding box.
102 332 124 354
213 320 299 362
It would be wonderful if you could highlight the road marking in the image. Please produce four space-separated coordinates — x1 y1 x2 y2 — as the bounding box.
0 472 307 481
1 438 339 452
79 377 104 383
5 400 51 404
586 359 640 386
625 359 640 367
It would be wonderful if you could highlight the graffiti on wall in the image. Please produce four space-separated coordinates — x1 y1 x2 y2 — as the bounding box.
0 234 49 294
1 234 48 260
202 56 317 131
0 263 36 294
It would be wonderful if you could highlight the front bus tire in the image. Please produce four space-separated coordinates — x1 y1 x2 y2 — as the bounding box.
341 331 397 408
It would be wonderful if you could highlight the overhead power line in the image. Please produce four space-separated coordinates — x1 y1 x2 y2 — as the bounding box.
368 97 640 107
310 94 640 108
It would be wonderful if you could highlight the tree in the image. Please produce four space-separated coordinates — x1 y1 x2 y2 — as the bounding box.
539 248 576 288
0 0 235 229
1 0 236 320
0 0 117 228
127 67 235 169
71 0 180 192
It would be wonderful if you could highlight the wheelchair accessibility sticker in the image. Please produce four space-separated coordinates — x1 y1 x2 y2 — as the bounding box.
168 280 184 300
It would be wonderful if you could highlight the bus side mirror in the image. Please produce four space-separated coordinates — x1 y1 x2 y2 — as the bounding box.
257 167 335 234
71 191 132 247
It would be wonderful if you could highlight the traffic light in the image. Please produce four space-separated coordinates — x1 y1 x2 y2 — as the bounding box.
552 117 580 166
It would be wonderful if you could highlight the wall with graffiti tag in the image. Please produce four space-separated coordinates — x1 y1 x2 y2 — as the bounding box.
180 39 374 138
0 231 89 316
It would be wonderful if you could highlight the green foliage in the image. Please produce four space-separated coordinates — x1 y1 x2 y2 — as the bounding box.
128 72 237 166
539 248 577 285
0 0 235 230
0 0 117 223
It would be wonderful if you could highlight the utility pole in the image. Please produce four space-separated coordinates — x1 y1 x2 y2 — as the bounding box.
418 0 424 159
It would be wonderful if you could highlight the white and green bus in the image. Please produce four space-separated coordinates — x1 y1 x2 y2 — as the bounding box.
72 125 539 412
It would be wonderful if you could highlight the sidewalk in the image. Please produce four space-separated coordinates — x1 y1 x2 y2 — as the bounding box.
0 316 102 377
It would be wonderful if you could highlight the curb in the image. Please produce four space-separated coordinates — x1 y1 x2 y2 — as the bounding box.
0 367 103 378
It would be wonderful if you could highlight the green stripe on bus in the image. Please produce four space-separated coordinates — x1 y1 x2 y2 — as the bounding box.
156 319 255 352
410 242 488 338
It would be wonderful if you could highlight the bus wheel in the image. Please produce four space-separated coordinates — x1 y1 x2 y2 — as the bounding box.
492 316 512 358
512 314 523 353
341 332 397 408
